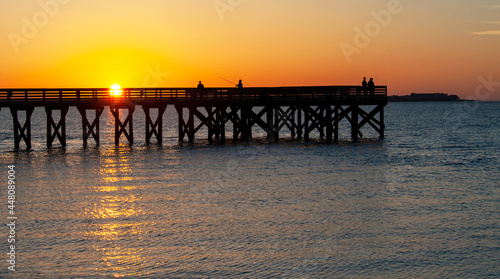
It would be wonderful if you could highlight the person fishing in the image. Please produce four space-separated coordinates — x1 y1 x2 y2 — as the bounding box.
218 76 243 99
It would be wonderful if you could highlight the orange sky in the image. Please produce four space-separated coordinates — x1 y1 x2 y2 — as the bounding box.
1 0 499 100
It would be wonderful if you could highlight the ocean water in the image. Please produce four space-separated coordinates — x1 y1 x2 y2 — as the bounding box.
0 102 498 278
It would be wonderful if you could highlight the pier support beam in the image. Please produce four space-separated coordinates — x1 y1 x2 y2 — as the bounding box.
304 106 310 141
46 106 69 148
215 105 226 142
206 106 215 142
227 106 241 141
274 106 294 139
143 105 166 145
351 105 360 141
110 105 135 146
205 106 226 143
264 105 279 141
296 107 303 140
176 106 185 142
176 106 196 143
326 105 333 142
187 106 195 143
78 106 104 147
380 106 385 139
334 105 339 143
10 107 34 150
240 106 253 140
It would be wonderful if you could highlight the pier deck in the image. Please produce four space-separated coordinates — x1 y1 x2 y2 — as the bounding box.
0 86 387 149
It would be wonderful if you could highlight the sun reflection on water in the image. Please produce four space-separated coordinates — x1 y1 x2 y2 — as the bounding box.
86 195 142 219
83 148 152 277
99 154 134 184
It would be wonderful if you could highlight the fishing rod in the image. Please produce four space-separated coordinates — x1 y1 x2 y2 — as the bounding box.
218 75 237 86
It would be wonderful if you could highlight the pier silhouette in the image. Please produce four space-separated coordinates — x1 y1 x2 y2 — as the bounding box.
0 85 387 149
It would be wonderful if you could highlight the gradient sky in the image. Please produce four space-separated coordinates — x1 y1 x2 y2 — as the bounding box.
1 0 499 100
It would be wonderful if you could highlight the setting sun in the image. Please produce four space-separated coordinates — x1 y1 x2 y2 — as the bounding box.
110 84 123 97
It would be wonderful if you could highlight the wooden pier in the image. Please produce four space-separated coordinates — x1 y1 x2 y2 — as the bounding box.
0 86 387 149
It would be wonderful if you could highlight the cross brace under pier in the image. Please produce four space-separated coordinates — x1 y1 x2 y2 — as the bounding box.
110 105 135 146
78 106 104 147
175 104 385 143
46 106 69 148
10 107 34 150
143 105 167 145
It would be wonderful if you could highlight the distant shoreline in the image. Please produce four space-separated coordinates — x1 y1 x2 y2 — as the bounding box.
388 93 460 102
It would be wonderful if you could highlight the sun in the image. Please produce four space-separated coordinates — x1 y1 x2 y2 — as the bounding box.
110 84 123 96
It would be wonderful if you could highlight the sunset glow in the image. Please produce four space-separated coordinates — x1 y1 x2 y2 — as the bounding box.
0 1 499 100
110 84 123 97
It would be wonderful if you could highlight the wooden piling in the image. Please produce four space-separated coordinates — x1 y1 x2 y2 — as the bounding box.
334 105 339 143
10 107 34 150
78 106 104 147
351 105 359 141
380 106 385 138
217 105 226 142
46 106 69 148
187 106 195 143
297 107 303 140
110 105 135 145
143 105 166 145
326 105 333 142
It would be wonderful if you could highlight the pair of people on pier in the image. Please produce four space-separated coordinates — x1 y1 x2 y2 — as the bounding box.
362 77 375 97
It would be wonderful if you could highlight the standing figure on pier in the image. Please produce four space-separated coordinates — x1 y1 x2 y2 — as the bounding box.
368 78 375 97
236 79 243 100
197 81 205 98
362 77 368 96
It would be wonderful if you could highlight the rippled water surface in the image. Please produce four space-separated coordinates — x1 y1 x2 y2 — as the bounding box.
0 102 498 278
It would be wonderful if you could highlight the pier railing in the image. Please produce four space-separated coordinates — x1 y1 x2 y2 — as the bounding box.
0 86 387 107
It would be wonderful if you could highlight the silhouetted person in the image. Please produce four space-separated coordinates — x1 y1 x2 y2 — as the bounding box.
237 79 243 89
197 81 205 98
368 78 375 97
362 77 368 96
